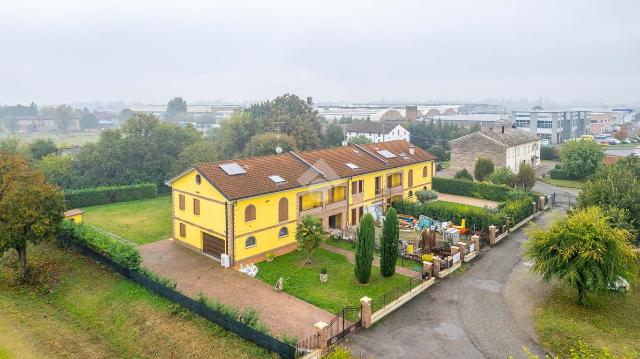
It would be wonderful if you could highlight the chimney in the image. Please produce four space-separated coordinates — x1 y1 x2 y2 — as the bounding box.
409 145 415 155
501 125 505 133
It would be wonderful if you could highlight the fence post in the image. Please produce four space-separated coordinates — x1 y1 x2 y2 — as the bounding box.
532 201 537 217
458 241 468 257
450 246 460 264
471 234 480 253
314 321 329 351
360 296 372 329
423 261 433 278
433 257 441 277
489 225 496 245
539 196 546 211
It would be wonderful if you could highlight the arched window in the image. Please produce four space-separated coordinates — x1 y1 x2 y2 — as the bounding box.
278 197 288 222
245 236 256 248
195 174 201 185
408 169 413 187
423 166 428 177
408 190 414 197
278 227 289 238
245 205 256 222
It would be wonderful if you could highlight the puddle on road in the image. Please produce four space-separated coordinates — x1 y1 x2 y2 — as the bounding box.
465 278 502 293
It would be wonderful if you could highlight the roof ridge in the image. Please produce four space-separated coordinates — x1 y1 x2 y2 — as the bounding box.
288 151 328 180
354 144 388 164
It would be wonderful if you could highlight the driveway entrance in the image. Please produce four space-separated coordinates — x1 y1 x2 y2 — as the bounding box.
140 239 334 338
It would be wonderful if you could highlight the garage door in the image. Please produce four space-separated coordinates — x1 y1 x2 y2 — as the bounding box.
203 233 225 259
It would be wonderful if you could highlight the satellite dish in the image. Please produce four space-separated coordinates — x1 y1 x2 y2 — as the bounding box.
275 146 282 154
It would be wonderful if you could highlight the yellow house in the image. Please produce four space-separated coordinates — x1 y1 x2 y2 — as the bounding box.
166 140 436 267
63 209 84 224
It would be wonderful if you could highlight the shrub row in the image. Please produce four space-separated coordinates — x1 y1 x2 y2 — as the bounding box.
196 292 272 337
549 168 578 180
432 177 512 202
65 183 157 208
60 221 142 270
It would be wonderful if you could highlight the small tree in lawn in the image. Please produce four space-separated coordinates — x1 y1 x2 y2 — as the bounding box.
514 163 536 190
0 154 66 281
474 157 494 181
354 213 375 284
525 206 638 305
295 215 325 264
380 208 399 277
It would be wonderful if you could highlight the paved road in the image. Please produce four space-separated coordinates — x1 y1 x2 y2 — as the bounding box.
347 184 570 359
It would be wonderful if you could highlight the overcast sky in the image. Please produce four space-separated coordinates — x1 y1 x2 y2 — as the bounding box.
1 0 639 106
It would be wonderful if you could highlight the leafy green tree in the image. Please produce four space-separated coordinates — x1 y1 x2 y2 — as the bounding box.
0 137 24 156
346 135 372 145
454 168 473 181
80 110 98 129
173 139 219 174
526 207 638 305
474 157 494 181
559 140 604 179
243 132 297 157
36 154 74 188
577 155 640 244
295 215 325 264
54 104 74 133
488 167 515 187
28 138 57 160
514 163 536 190
166 97 187 120
323 121 344 147
380 208 399 277
0 154 66 281
354 213 375 284
409 120 478 161
218 111 256 158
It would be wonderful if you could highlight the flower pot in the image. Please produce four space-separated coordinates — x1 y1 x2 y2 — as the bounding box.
320 273 328 283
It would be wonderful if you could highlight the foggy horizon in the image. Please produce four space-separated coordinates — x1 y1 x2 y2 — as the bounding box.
1 0 639 106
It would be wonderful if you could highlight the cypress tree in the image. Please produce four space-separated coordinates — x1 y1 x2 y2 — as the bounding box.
354 213 375 284
380 207 399 277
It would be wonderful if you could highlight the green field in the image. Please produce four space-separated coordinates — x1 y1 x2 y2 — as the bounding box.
256 248 412 315
606 143 638 150
0 243 275 359
83 196 172 245
539 177 586 189
536 283 640 357
0 131 101 146
325 238 423 272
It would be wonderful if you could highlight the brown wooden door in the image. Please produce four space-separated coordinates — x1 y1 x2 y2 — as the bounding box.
202 233 225 259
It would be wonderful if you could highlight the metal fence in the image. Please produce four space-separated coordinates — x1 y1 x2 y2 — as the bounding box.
371 277 421 313
57 235 296 359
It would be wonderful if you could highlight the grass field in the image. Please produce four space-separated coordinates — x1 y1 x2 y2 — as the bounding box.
0 131 101 146
538 177 586 189
255 248 412 315
536 284 640 357
82 196 172 245
0 243 276 359
606 143 638 150
325 238 423 272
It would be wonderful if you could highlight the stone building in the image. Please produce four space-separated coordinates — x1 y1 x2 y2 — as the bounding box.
449 126 540 174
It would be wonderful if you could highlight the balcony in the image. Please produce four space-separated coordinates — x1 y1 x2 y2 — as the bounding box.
387 185 404 197
325 198 347 212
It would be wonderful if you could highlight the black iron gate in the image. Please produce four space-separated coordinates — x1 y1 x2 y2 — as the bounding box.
326 305 362 346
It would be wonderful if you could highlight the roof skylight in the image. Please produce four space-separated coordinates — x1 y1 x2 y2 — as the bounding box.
269 175 286 183
377 150 397 159
345 163 359 169
219 163 246 175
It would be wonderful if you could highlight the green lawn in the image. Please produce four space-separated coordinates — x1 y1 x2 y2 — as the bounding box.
82 196 172 245
539 177 586 189
536 284 640 357
607 143 638 150
0 243 275 359
325 238 423 272
0 131 101 146
255 248 412 315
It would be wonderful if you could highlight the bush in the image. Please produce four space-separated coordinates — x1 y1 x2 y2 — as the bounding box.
488 167 515 187
433 177 512 201
540 146 558 160
474 157 495 181
380 208 399 277
65 183 157 208
549 168 577 180
493 197 534 226
139 268 177 289
454 169 474 181
393 199 494 231
559 140 604 179
514 163 536 190
416 189 438 203
61 221 142 270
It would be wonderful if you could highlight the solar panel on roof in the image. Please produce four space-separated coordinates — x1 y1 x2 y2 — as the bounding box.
377 150 397 158
345 163 359 169
219 162 246 175
269 175 286 183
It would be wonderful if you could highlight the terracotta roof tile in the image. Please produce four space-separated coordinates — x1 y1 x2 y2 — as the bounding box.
188 140 435 201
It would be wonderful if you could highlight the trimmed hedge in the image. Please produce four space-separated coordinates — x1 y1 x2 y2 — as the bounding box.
540 146 559 160
60 221 142 270
549 168 578 180
432 177 512 202
65 183 157 208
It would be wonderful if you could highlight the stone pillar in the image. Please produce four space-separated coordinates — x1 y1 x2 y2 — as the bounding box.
360 296 372 328
423 261 433 278
314 321 329 350
489 225 497 245
458 241 468 257
433 257 441 277
532 201 537 216
471 234 480 252
539 196 546 211
451 246 460 263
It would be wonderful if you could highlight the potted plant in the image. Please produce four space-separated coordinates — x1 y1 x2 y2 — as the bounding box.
320 267 328 283
265 251 275 262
